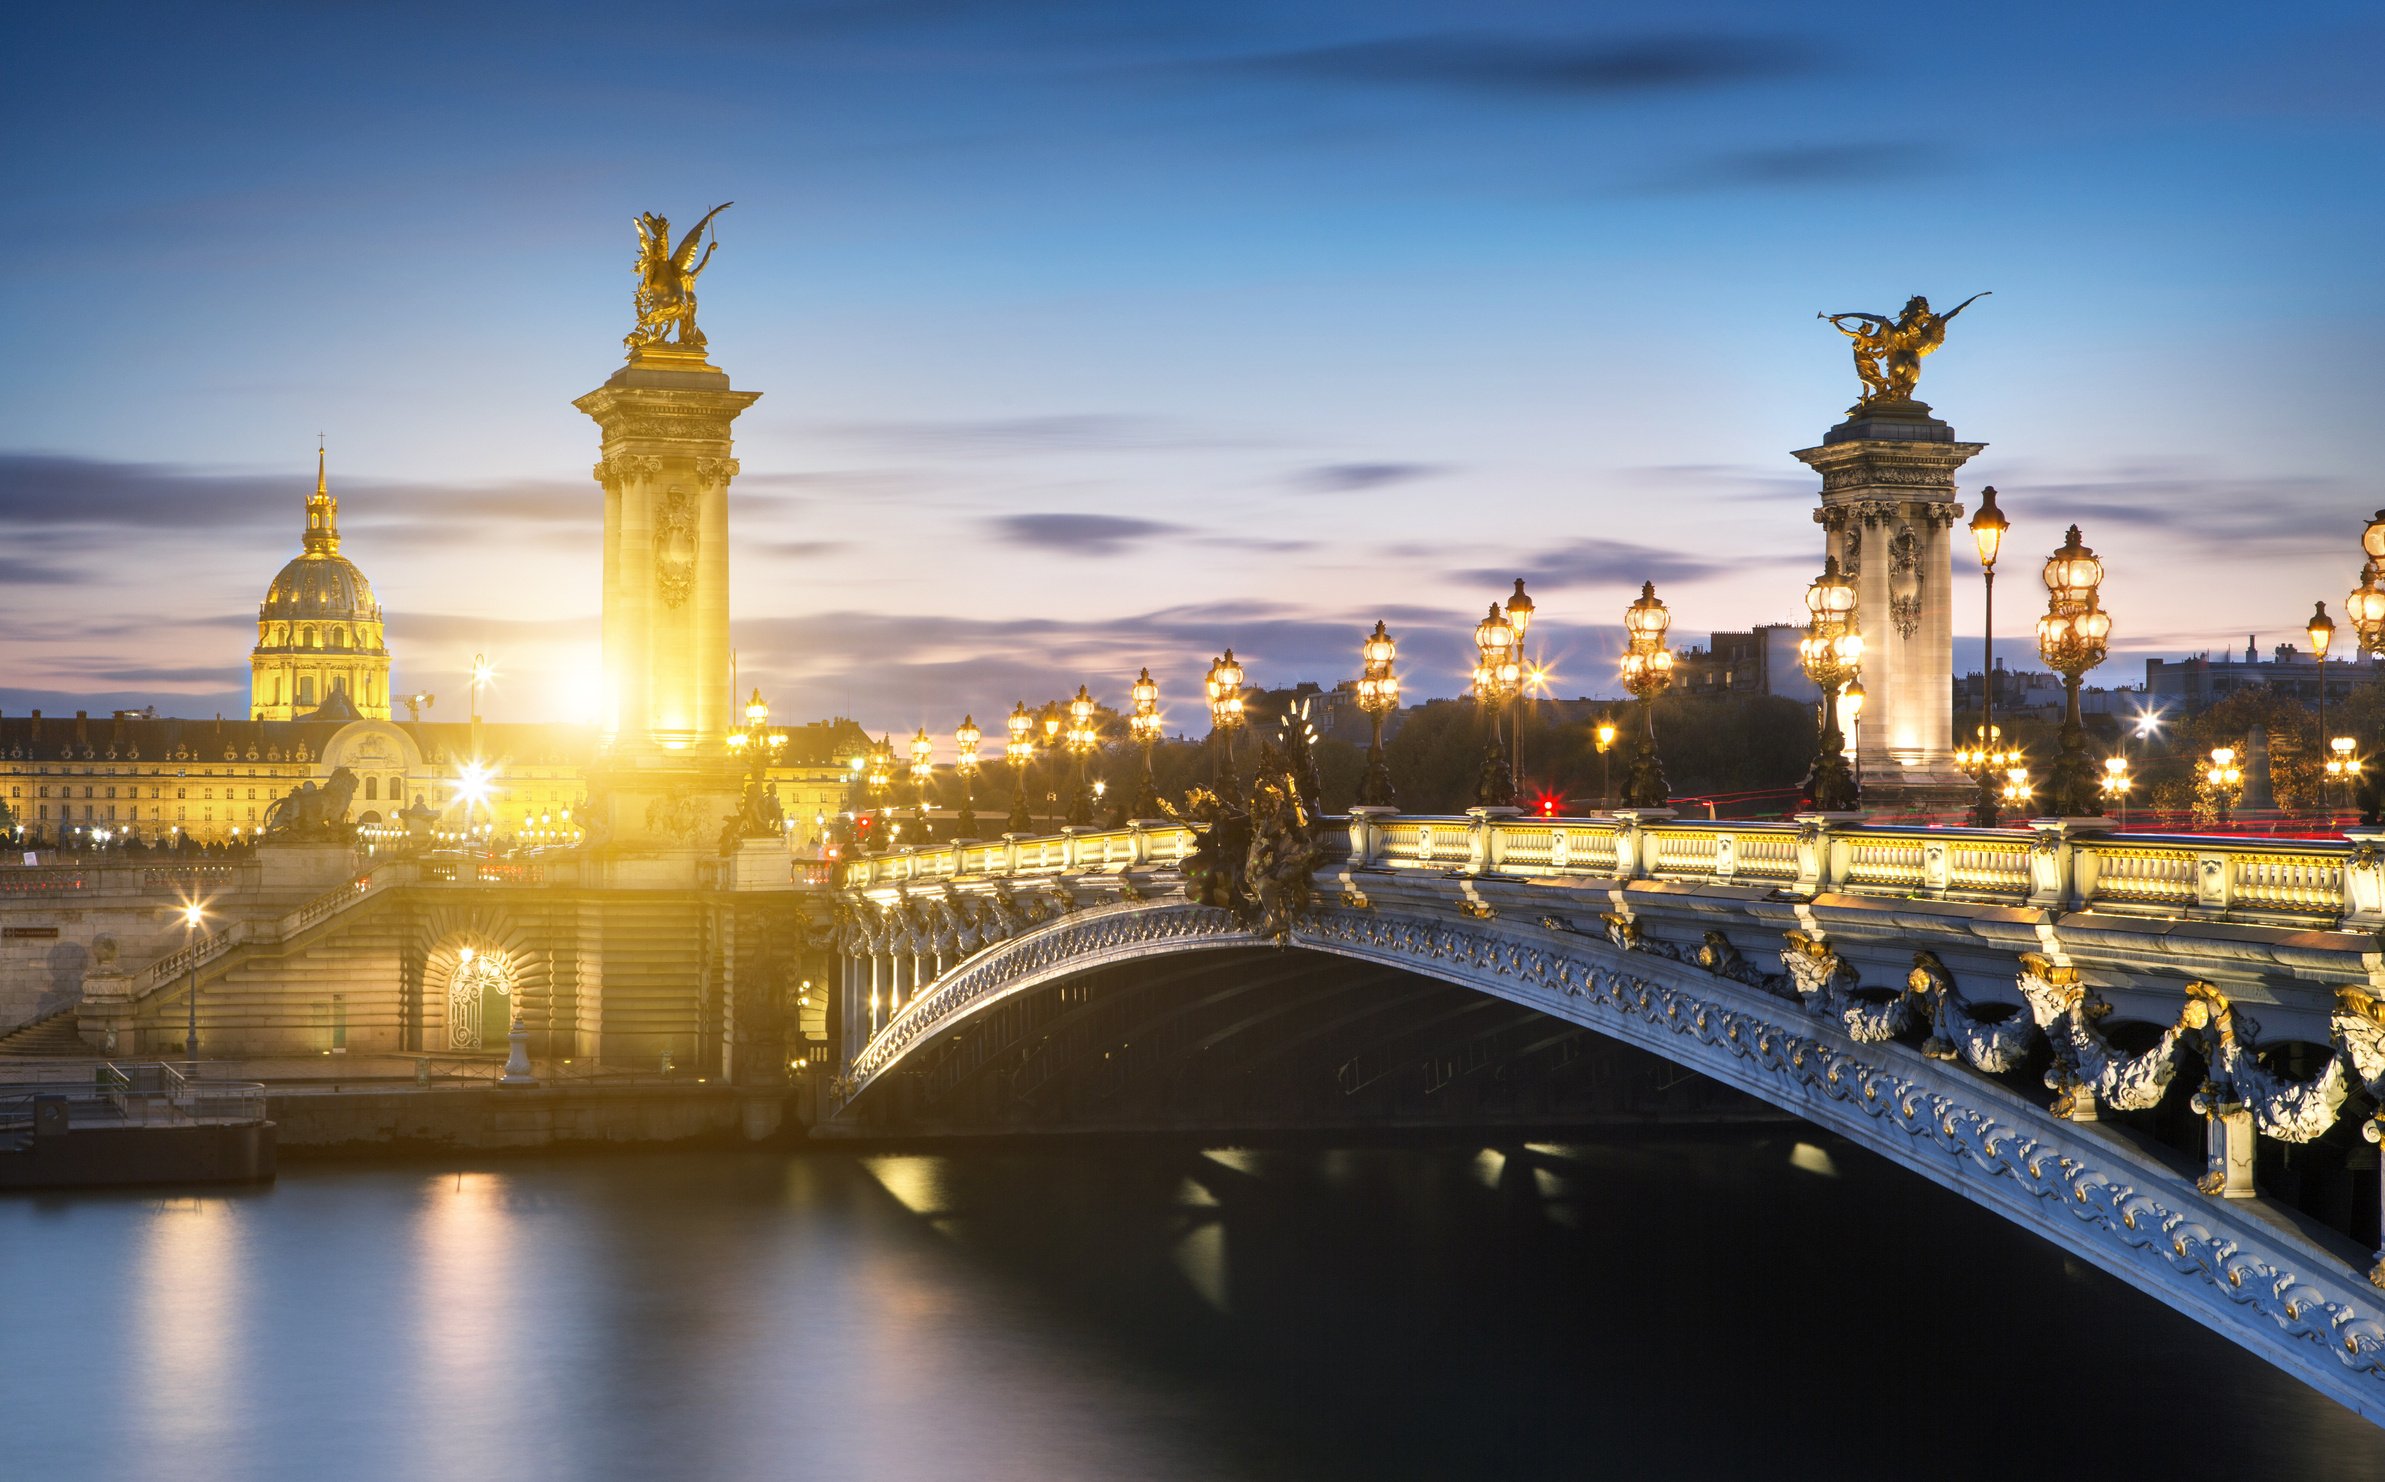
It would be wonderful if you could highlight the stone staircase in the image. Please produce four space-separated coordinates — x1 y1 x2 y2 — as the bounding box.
0 1008 90 1057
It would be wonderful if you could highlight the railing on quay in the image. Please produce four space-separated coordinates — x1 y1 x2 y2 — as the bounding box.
835 810 2385 933
133 865 412 996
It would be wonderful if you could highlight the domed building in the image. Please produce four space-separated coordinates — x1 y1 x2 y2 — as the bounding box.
250 448 390 722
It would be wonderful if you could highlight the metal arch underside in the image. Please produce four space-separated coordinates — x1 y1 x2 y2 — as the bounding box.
837 899 2385 1425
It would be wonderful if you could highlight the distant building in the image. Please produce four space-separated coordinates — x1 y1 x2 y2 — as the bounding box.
2144 635 2378 715
1953 665 2131 722
1673 625 1821 704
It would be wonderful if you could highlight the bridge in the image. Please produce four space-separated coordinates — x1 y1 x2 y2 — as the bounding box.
830 807 2385 1423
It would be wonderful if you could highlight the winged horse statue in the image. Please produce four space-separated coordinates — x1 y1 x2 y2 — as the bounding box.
626 202 732 351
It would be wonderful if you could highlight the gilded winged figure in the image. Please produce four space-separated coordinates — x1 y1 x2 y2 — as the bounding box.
1818 291 1988 407
627 202 733 351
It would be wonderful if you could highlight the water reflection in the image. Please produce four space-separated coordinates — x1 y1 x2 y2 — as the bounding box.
2 1132 2381 1481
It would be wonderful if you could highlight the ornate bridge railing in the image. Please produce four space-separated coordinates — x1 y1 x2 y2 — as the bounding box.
840 812 2384 933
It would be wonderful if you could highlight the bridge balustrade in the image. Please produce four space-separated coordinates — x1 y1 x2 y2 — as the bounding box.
838 812 2385 935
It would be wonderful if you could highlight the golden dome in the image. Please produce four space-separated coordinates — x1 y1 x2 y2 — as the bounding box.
264 551 381 623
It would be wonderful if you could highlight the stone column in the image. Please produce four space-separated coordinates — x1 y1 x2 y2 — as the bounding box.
576 344 761 848
1795 399 1983 812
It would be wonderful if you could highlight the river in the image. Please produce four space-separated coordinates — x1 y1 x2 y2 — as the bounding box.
4 1129 2379 1480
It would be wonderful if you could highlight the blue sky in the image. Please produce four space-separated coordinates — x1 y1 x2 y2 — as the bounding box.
3 1 2380 736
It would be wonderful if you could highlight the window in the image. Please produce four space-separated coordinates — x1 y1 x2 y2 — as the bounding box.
176 787 185 799
365 776 378 801
298 676 315 705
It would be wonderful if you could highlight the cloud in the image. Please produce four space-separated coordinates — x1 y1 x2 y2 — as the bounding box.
1234 31 1810 100
1650 142 1953 192
0 452 605 533
1293 462 1446 493
991 512 1185 555
750 539 857 560
0 555 81 584
1449 538 1791 590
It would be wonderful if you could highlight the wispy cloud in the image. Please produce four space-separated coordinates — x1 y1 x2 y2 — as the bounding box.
1647 142 1954 193
991 512 1185 555
1293 461 1446 493
1230 31 1810 100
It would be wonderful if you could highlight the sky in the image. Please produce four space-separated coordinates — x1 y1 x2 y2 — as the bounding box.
3 0 2381 742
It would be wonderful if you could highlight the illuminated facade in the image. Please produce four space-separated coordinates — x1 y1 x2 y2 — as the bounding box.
250 448 391 723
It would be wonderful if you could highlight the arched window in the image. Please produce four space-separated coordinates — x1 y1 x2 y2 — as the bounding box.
364 776 378 801
332 629 348 649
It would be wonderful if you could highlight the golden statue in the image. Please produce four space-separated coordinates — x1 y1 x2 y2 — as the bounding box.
1819 292 1989 407
626 203 733 352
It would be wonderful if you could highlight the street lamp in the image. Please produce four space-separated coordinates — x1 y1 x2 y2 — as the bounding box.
1128 668 1163 820
1205 650 1247 787
1968 486 2009 825
1594 718 1618 812
954 715 982 837
1064 685 1099 827
2101 753 2133 827
2207 745 2244 826
1471 601 1521 807
1956 725 2022 828
726 687 789 840
2329 736 2362 819
865 735 896 852
2035 525 2113 818
2346 512 2385 825
1617 581 1675 808
2309 599 2336 752
180 896 206 1065
909 727 936 843
1004 702 1037 834
1797 556 1863 812
1505 579 1535 788
1355 622 1401 808
2002 765 2034 813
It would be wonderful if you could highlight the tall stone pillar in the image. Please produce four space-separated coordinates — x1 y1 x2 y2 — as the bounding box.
1794 398 1982 810
575 341 761 849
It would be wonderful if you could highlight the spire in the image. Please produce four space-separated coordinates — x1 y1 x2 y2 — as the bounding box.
304 441 339 554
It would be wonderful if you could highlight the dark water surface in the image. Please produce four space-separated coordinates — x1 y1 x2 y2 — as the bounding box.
5 1129 2381 1481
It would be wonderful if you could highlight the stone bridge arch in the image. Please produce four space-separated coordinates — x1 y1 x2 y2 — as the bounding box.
835 897 2385 1423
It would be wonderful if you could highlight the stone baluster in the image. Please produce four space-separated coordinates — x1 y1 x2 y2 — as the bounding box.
1347 806 1395 868
1463 807 1516 875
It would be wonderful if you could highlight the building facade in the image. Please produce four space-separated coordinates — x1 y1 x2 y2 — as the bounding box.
249 449 392 723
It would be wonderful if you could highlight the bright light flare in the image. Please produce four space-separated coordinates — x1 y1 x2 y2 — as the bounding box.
453 759 497 815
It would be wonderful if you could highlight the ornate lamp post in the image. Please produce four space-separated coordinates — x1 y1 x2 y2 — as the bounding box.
726 686 789 829
2001 765 2034 815
1064 685 1099 826
2329 736 2362 818
1471 602 1521 807
2309 599 2335 754
2346 515 2385 825
952 716 982 837
1124 670 1162 820
908 727 936 843
1355 621 1401 808
1956 726 2021 827
2101 754 2133 827
1505 579 1535 789
1004 702 1036 834
1617 581 1675 808
2207 746 2243 826
1968 486 2009 825
1594 719 1617 811
181 897 206 1065
864 735 895 852
2035 525 2114 818
1797 556 1863 812
1205 650 1247 786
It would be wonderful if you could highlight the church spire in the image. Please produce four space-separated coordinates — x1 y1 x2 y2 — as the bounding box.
304 440 339 554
